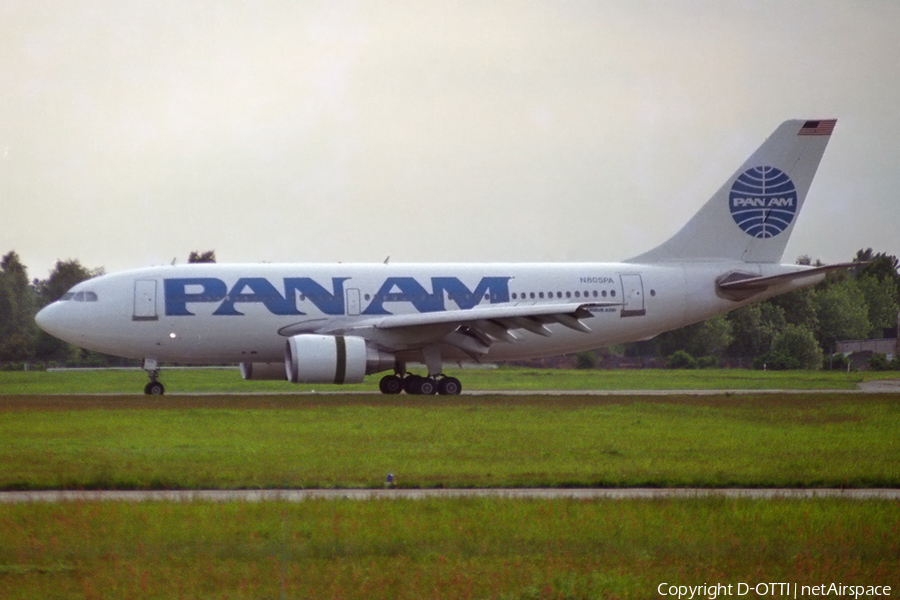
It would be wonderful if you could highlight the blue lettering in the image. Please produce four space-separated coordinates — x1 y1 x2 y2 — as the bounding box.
165 275 511 317
362 276 511 314
284 277 347 315
164 278 228 316
362 277 443 315
433 276 511 309
214 277 300 316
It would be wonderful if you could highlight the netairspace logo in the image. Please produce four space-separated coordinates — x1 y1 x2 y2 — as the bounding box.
657 581 892 599
729 166 798 239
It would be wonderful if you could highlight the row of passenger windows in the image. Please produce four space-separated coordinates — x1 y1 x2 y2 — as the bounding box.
511 290 614 300
59 291 98 302
296 289 619 303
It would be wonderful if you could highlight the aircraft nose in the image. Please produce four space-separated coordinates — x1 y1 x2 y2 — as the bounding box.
35 302 68 339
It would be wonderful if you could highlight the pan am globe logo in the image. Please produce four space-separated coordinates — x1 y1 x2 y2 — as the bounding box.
729 166 798 238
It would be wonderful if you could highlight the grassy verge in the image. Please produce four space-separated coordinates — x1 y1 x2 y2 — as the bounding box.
1 366 898 394
1 498 897 599
2 393 898 490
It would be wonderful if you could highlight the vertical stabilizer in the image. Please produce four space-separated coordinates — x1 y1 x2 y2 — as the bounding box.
628 119 836 264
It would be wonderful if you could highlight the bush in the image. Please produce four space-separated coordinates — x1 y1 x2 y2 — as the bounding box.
770 324 823 370
666 350 697 369
868 354 892 371
574 351 598 370
697 356 719 369
753 350 801 371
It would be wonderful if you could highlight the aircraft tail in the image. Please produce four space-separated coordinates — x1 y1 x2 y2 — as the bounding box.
627 119 836 264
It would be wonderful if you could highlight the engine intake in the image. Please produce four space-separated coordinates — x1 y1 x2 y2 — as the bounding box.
285 334 394 384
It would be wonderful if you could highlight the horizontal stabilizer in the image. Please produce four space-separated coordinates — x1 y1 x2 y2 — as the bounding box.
716 262 858 300
717 262 858 291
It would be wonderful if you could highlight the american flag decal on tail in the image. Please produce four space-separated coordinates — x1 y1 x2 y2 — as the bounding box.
798 119 837 136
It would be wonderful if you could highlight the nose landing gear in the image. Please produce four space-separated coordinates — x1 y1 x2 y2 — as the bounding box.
143 359 165 395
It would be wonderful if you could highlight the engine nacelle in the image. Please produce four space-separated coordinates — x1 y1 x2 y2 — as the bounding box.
285 334 395 384
240 362 288 381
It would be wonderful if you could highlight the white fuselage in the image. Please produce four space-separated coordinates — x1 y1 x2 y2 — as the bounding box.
35 261 817 365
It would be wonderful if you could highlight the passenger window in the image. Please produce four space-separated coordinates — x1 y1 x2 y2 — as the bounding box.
539 292 544 299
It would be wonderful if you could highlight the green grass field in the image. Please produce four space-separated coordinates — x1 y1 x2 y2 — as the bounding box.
3 379 899 598
2 498 897 599
1 366 898 394
2 393 898 490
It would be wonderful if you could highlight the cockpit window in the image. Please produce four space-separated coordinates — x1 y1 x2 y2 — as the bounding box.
58 291 98 302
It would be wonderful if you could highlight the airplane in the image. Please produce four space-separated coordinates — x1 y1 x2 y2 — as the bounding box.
36 118 849 396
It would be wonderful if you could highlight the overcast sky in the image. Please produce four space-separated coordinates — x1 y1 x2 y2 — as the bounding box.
2 1 898 279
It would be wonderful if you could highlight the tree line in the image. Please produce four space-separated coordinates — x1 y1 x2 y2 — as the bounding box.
1 249 898 370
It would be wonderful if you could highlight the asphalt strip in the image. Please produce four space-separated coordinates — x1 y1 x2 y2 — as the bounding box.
2 488 899 503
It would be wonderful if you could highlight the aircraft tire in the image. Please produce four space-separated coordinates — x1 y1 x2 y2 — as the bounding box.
418 377 436 396
379 375 403 394
144 381 165 395
403 375 423 394
438 377 462 395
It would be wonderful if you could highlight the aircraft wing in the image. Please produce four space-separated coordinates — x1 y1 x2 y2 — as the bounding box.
366 301 615 357
279 302 618 357
367 302 606 331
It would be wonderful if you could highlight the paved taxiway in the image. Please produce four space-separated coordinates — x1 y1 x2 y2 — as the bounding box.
3 488 900 503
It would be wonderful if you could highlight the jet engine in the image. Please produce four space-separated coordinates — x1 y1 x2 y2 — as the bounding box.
284 334 395 384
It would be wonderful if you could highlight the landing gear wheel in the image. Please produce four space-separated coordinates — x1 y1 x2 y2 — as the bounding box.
404 375 423 394
417 377 436 396
437 376 462 396
403 375 436 395
379 374 403 394
144 381 165 396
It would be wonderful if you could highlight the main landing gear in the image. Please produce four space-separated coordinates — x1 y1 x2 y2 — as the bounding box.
379 346 462 396
143 359 165 395
378 373 462 396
